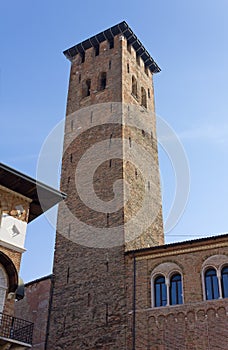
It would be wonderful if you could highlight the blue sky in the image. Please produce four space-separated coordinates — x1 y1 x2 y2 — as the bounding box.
1 1 228 282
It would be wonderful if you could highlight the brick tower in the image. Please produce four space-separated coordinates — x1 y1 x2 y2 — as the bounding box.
47 22 164 349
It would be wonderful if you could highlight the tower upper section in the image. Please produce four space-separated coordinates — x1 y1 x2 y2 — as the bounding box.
60 22 164 251
63 21 160 115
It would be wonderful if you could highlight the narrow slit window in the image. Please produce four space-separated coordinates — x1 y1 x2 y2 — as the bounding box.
127 63 130 73
82 79 91 97
136 54 140 66
127 41 131 53
81 52 85 63
141 87 147 108
109 39 114 49
129 137 132 148
99 72 107 91
144 65 149 76
132 76 137 98
94 45 99 56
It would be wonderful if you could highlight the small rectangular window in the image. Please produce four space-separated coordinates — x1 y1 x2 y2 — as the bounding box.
136 54 140 66
127 41 131 53
81 52 85 63
109 39 114 49
144 65 149 76
99 72 107 91
94 45 100 56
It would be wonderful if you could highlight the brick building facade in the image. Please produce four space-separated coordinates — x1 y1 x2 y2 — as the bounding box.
15 275 52 350
0 163 65 349
15 22 228 349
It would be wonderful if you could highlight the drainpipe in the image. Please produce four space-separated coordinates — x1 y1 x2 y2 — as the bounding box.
132 254 136 350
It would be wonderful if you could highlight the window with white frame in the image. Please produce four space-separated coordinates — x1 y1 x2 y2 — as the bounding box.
204 268 219 300
170 273 183 305
151 262 183 307
202 254 228 300
202 255 228 301
221 266 228 298
154 275 167 307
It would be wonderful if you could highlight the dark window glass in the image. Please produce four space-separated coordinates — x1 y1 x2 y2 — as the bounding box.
154 275 167 307
221 266 228 298
205 268 219 300
170 274 183 305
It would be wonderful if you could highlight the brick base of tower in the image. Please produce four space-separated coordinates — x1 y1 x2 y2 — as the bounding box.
46 233 127 349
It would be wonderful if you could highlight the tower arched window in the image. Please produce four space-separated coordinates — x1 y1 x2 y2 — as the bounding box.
141 87 147 108
170 273 183 305
205 268 219 300
221 266 228 298
154 275 167 307
132 76 137 98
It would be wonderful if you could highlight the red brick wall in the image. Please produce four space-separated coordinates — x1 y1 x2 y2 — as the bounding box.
14 276 52 350
125 236 228 349
47 28 165 349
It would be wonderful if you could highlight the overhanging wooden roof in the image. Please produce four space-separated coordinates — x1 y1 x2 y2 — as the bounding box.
63 21 161 73
0 163 66 222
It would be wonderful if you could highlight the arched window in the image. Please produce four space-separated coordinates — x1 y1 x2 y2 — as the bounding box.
154 275 167 307
170 273 183 305
221 266 228 298
0 264 8 313
141 87 147 108
132 76 137 97
205 268 219 300
151 263 184 307
99 72 107 91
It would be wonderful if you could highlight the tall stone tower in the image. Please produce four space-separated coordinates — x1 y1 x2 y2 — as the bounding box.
47 22 164 349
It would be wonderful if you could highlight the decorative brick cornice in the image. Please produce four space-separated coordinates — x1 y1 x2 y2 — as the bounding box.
135 242 228 261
